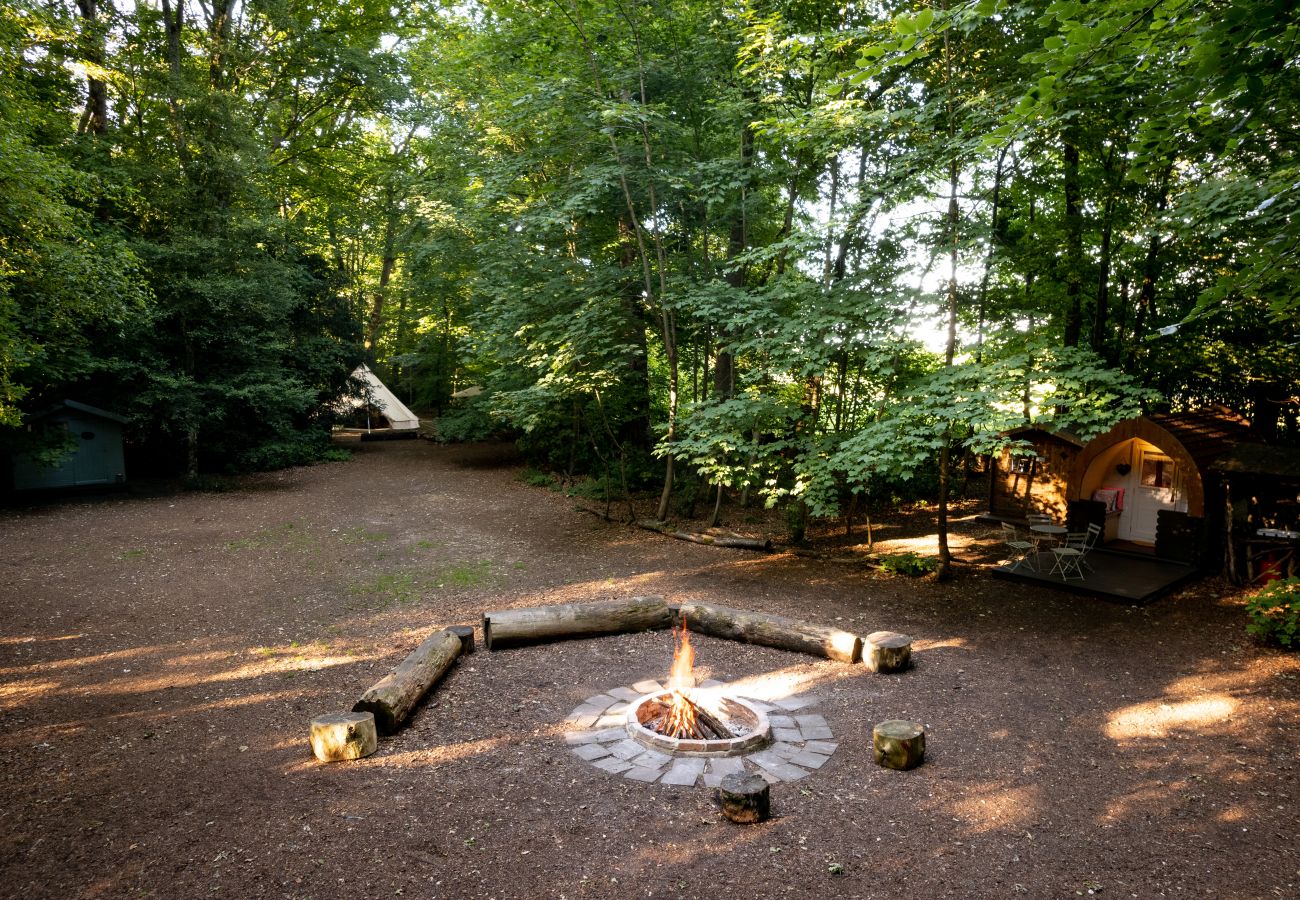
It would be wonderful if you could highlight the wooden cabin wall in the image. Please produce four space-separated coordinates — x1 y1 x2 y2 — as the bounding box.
990 438 1077 521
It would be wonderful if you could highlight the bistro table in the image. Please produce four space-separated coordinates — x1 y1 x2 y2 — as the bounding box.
1028 524 1068 570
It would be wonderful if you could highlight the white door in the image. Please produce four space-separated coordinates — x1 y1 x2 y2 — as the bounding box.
1122 450 1177 543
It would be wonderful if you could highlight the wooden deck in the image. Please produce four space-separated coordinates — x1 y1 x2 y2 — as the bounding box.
992 547 1202 604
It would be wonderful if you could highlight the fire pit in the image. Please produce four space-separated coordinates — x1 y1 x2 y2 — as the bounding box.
564 618 839 787
624 619 771 757
626 689 770 756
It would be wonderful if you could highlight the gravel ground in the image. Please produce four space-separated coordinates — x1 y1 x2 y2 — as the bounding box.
1 439 1296 899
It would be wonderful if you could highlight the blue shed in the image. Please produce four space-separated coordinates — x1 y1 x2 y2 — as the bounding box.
11 401 128 491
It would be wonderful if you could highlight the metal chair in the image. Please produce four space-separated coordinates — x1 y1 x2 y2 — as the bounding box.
1049 523 1102 580
1001 522 1037 571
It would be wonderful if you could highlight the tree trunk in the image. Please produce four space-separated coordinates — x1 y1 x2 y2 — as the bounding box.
713 115 753 401
159 0 187 165
1092 144 1121 357
936 147 960 579
1130 164 1174 362
366 199 400 350
673 601 862 663
186 426 199 481
1062 131 1084 348
619 217 653 449
974 145 1009 363
75 0 108 135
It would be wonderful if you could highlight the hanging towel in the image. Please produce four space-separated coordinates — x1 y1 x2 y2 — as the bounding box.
1093 487 1125 513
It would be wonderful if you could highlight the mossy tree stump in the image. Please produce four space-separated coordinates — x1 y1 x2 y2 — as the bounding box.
718 773 771 823
872 720 925 770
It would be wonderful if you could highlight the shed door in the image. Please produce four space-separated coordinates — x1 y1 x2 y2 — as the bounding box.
1122 450 1178 543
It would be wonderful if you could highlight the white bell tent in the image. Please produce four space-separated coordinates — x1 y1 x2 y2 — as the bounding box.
339 365 420 431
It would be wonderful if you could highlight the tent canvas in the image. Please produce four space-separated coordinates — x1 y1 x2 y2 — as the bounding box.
338 365 420 431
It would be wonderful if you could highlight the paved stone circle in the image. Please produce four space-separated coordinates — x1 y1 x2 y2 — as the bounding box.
564 678 837 787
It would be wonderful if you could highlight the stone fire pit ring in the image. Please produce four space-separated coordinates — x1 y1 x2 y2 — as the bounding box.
626 690 771 757
566 678 837 788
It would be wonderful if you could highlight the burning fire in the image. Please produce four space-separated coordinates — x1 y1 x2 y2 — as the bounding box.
663 619 698 738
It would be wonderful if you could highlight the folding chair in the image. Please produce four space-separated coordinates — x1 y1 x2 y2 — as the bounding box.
1001 522 1037 571
1049 523 1102 580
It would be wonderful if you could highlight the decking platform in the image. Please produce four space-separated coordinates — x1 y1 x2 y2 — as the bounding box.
992 548 1202 604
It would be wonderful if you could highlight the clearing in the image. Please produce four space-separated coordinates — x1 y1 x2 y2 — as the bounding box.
1 440 1296 898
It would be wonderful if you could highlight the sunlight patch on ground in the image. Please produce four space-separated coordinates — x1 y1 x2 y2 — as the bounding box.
914 637 969 652
949 783 1042 834
0 644 155 677
1101 781 1180 823
286 734 518 773
0 633 86 645
727 664 851 701
611 826 767 873
1105 695 1237 740
0 679 61 711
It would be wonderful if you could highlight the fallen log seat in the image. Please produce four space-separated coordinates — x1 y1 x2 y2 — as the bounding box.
635 520 773 552
310 711 378 762
673 601 863 664
353 629 463 734
863 631 913 673
482 596 672 651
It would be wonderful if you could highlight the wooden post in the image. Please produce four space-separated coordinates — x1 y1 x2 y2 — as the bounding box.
718 773 770 823
863 631 913 673
872 720 925 770
353 629 462 734
673 601 862 663
310 712 378 762
482 597 671 651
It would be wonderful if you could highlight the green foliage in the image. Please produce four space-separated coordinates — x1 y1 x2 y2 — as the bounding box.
435 398 509 444
232 430 347 472
519 468 554 488
879 552 938 578
1245 578 1300 649
5 0 1295 518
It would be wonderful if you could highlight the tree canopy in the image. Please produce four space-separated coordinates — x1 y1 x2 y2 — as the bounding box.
3 0 1296 553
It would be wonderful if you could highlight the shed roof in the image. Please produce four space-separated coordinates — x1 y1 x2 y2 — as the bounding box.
34 400 128 424
1209 443 1300 480
1004 425 1084 448
1146 407 1253 470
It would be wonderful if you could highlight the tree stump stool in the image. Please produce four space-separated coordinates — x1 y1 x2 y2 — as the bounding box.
863 631 912 673
718 773 771 823
448 624 475 655
310 712 378 762
872 720 925 770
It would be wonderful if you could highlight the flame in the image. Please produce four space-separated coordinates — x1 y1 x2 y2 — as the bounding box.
667 619 696 693
663 619 698 738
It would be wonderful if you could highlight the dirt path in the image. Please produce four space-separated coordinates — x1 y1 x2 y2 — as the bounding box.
1 440 1297 899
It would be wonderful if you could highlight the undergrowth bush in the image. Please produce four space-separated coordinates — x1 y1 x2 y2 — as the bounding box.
519 468 554 488
1245 577 1300 648
435 400 504 443
879 551 937 577
233 431 348 471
